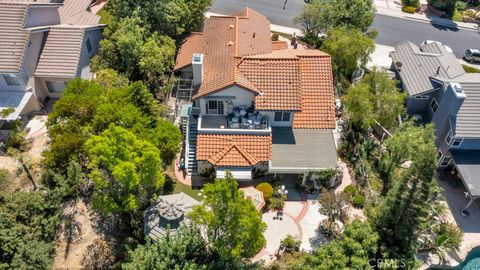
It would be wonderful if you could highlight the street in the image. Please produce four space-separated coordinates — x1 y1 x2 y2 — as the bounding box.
211 0 480 58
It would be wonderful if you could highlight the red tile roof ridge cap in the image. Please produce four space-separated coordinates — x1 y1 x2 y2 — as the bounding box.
234 16 239 56
210 15 238 19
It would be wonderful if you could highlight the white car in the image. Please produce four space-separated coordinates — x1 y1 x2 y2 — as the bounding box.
420 40 453 53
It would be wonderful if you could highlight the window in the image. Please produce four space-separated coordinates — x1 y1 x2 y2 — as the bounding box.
437 150 452 167
445 129 463 147
274 111 291 122
3 74 19 86
45 80 67 93
205 100 224 114
86 38 93 54
430 98 439 113
45 81 56 93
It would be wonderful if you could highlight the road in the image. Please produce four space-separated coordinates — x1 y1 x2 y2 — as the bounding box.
211 0 480 57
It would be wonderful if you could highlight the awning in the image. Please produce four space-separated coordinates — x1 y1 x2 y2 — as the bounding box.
451 150 480 199
240 187 265 211
270 128 338 174
0 91 34 121
216 167 252 180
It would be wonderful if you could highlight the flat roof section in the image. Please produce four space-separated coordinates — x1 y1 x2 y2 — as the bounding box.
270 128 338 174
452 150 480 199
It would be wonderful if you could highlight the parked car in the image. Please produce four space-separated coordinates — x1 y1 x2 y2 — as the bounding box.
463 48 480 63
420 40 453 53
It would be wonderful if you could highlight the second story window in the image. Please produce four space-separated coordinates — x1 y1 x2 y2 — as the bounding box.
274 111 291 122
430 98 438 113
3 74 20 86
86 38 93 54
437 150 452 167
445 129 463 147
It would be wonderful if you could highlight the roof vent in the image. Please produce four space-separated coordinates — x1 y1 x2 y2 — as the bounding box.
228 24 234 29
252 32 256 38
227 41 234 46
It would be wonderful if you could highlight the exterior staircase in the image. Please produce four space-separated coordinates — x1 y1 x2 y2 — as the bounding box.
186 118 198 176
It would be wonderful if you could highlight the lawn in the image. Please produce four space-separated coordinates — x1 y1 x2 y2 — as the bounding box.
164 162 204 201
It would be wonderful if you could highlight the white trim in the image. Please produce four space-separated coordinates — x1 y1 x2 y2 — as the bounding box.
430 98 439 113
414 95 429 100
437 150 452 167
451 138 464 148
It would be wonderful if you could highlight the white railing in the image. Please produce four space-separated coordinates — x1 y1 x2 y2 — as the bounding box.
197 114 271 135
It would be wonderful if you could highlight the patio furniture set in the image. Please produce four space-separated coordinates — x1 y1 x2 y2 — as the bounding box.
227 106 267 129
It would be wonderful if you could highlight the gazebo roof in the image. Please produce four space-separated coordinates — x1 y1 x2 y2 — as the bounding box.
240 186 265 211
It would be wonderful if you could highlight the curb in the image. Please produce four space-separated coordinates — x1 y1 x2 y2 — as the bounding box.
403 15 478 31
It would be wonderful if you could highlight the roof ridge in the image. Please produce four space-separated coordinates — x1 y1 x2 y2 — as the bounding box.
231 143 258 165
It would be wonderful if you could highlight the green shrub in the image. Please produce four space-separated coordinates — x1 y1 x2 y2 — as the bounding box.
1 107 15 118
280 235 301 253
269 197 284 210
256 182 273 202
402 0 420 8
271 33 279 41
464 9 476 18
463 64 480 73
455 1 468 11
402 6 417 13
352 194 366 208
344 184 357 196
452 9 464 21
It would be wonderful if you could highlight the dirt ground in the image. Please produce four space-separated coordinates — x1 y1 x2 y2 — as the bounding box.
53 199 106 270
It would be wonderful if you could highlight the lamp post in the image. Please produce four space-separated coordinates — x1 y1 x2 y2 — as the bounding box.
278 185 288 199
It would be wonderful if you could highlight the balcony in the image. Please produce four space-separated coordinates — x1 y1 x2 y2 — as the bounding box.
197 113 271 135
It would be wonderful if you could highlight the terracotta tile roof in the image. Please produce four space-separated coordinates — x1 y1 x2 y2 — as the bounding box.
294 56 336 129
197 134 272 167
174 8 335 129
272 41 288 50
174 32 203 70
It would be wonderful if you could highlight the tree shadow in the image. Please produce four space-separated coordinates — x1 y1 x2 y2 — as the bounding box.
62 200 82 260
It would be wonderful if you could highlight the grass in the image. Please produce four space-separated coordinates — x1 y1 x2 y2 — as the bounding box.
164 162 204 201
462 64 480 73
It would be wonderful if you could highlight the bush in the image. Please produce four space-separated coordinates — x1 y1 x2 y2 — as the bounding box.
402 0 420 8
5 120 27 151
463 64 480 73
280 235 301 253
344 184 357 196
452 9 464 21
402 6 417 13
256 182 273 202
455 1 468 11
271 32 279 41
352 194 366 208
269 197 284 210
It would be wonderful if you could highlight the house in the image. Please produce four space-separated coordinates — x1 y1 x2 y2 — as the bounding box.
0 0 104 123
391 41 480 212
175 8 338 182
143 192 200 240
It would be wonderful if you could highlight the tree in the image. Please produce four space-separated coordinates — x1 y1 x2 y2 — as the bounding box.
189 172 266 259
305 221 379 269
148 120 182 167
0 191 59 270
378 122 435 191
85 125 165 215
373 138 438 267
318 190 350 235
82 239 115 270
256 182 273 202
7 149 37 191
320 27 375 82
122 225 255 270
343 69 405 131
294 0 375 47
108 0 212 39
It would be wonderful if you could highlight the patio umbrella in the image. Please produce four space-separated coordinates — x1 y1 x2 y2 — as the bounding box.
240 186 265 211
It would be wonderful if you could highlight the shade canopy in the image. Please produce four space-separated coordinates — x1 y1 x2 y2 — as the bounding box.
240 186 265 211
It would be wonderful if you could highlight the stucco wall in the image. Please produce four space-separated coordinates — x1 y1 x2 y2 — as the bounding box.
197 160 213 176
198 86 255 115
76 29 103 78
23 32 45 89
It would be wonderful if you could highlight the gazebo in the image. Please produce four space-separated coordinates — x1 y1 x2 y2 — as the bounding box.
144 192 200 240
240 186 265 211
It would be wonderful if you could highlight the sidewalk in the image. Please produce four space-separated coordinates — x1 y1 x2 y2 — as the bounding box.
375 0 479 30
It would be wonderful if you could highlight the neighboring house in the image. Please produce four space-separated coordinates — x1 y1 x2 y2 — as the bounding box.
391 41 480 211
0 0 104 122
143 192 200 240
175 8 338 181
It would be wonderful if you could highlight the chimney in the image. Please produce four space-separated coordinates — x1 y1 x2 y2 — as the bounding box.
192 53 203 87
432 82 466 138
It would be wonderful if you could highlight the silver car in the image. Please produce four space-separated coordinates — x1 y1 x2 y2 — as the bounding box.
464 48 480 63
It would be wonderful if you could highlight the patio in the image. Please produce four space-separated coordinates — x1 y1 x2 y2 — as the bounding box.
200 113 268 130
